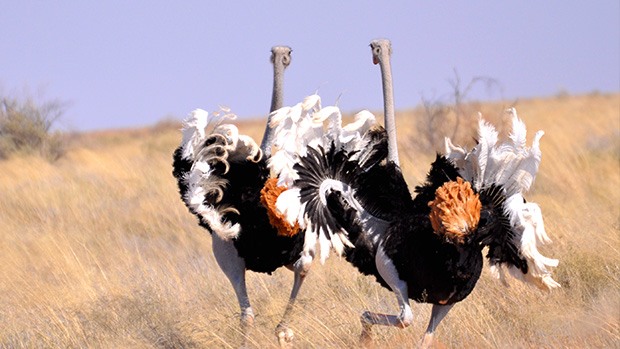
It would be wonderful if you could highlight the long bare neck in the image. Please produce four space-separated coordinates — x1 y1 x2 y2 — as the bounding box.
270 56 285 112
371 39 399 166
261 46 291 157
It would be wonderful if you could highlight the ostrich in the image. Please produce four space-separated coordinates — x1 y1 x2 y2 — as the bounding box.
265 40 560 348
172 46 311 346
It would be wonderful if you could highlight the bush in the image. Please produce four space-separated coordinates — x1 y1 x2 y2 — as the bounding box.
417 71 504 152
0 95 67 161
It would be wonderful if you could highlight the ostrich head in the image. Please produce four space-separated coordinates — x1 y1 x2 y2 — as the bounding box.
270 46 292 70
429 178 482 244
370 39 392 65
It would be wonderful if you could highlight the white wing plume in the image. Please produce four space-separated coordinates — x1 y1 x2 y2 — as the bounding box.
267 95 383 263
177 108 263 240
445 109 560 291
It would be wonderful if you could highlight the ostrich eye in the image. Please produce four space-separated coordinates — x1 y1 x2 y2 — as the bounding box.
371 45 381 56
282 53 291 65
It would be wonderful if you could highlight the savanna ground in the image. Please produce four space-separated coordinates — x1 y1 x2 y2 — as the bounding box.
1 93 618 348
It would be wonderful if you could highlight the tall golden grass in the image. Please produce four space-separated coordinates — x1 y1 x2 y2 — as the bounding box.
1 93 618 348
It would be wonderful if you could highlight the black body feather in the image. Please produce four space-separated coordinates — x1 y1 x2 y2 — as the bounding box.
477 185 529 274
382 215 484 304
172 138 304 274
382 156 483 304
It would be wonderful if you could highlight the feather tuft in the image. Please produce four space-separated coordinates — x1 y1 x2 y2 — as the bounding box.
429 178 482 244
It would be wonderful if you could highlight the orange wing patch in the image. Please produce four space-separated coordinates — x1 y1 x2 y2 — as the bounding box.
260 178 300 237
428 177 481 244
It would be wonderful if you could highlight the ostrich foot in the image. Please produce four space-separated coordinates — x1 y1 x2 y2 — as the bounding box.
241 313 255 327
275 324 294 348
419 333 434 349
239 312 255 349
360 312 374 347
360 328 373 348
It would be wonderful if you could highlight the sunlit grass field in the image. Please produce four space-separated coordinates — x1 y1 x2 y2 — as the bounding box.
1 93 618 348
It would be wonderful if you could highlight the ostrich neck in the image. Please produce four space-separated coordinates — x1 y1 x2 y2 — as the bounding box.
379 52 399 166
260 59 285 156
270 64 285 112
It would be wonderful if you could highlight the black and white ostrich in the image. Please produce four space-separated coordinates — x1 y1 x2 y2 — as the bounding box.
266 39 560 348
172 46 310 346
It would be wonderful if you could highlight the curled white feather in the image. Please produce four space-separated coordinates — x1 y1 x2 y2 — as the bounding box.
180 109 209 160
178 106 263 241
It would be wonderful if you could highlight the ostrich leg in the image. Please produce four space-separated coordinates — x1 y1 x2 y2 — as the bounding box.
275 253 313 347
420 304 454 349
360 246 414 345
211 234 254 346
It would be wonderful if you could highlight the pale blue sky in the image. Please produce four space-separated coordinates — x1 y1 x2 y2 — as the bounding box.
1 2 618 131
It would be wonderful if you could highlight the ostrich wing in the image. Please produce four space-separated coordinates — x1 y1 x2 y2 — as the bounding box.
445 110 560 291
267 95 393 263
172 108 265 241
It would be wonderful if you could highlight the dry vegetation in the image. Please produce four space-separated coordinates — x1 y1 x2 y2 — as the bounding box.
1 93 618 348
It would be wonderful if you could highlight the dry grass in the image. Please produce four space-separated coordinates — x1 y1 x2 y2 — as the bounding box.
1 93 618 348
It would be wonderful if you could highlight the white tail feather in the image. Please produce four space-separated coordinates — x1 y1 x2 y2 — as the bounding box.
444 137 468 175
302 214 318 262
318 229 331 264
472 116 499 190
505 195 560 290
180 109 209 160
507 108 527 153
